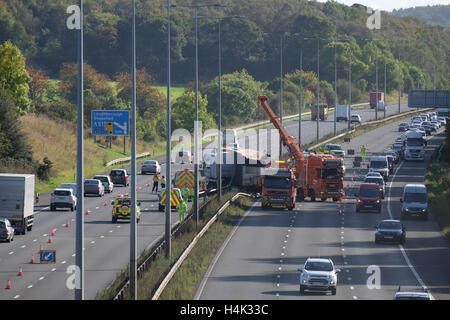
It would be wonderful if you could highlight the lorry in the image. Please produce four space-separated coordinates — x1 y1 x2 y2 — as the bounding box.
261 163 296 210
370 92 385 109
311 105 329 121
0 174 35 234
259 96 345 206
437 108 448 118
403 130 425 161
335 104 350 121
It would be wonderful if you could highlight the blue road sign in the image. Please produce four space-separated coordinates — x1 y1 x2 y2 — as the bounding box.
40 250 56 264
306 103 310 109
92 110 130 136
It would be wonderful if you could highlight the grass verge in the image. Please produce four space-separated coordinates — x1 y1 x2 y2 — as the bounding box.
96 190 249 300
425 143 450 239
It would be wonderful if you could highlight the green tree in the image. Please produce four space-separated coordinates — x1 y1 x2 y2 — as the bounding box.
173 90 215 133
0 40 31 114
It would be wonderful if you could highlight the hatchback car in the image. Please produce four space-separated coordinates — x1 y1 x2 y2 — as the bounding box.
60 183 78 197
84 179 105 197
398 122 409 132
386 155 394 174
356 183 382 213
50 188 77 211
141 160 161 175
0 218 14 242
392 143 404 159
109 169 129 187
298 258 340 295
350 114 361 124
365 172 383 179
374 220 406 244
93 175 114 193
385 150 399 164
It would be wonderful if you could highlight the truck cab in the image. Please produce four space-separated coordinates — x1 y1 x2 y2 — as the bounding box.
311 105 329 121
261 165 296 211
403 131 425 161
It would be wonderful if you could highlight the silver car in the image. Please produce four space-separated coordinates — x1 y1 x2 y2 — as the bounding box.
0 218 14 242
299 258 340 295
93 175 114 193
84 179 105 197
50 188 77 211
141 160 161 175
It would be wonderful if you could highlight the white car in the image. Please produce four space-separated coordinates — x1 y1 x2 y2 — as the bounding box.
350 114 361 124
50 188 77 211
298 258 341 295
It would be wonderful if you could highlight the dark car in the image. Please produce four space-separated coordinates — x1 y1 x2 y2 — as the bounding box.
386 155 394 174
109 169 129 186
385 150 399 164
375 220 405 244
398 122 409 132
420 125 432 135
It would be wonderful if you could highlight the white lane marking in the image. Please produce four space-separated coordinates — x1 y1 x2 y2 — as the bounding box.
43 234 48 237
90 241 95 244
96 207 99 209
116 226 120 228
27 285 33 289
278 267 282 271
61 261 66 264
350 286 354 290
9 251 14 255
14 295 20 299
280 259 283 263
39 276 44 281
51 268 56 272
109 230 113 233
33 239 37 242
353 296 358 300
72 254 75 257
387 160 435 300
21 245 26 249
281 252 285 256
100 235 105 239
344 261 348 265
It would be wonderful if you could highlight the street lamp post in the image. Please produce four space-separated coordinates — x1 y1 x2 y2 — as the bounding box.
348 48 351 131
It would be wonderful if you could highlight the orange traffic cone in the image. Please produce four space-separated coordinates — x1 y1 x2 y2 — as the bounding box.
5 278 11 289
30 253 35 264
65 219 70 228
85 209 90 215
39 244 43 253
47 235 52 244
18 265 23 276
104 201 108 206
50 228 55 237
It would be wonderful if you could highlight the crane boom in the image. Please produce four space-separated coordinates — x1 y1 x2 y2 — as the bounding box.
258 96 305 177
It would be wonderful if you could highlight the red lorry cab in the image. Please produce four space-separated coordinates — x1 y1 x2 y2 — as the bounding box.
356 183 382 213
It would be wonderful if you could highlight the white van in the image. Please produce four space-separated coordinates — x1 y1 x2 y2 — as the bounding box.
223 129 238 148
400 184 429 220
176 150 193 164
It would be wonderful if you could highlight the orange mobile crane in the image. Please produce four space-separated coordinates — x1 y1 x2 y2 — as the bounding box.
259 96 345 205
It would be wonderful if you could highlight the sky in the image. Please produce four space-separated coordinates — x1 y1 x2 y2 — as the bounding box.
316 0 450 12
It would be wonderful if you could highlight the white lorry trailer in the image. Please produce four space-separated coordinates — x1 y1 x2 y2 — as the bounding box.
403 131 425 162
0 174 35 234
335 104 350 121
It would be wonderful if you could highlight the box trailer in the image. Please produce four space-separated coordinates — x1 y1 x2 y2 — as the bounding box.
0 174 35 234
336 104 350 121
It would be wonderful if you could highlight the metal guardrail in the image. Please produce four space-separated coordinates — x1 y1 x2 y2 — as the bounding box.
152 191 251 300
106 152 151 167
112 186 233 300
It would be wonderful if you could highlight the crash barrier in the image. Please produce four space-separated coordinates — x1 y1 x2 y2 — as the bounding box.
106 152 151 167
113 185 230 300
151 192 251 300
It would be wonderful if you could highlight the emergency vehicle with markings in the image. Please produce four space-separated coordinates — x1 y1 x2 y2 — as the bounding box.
111 195 141 223
158 188 184 212
172 169 195 201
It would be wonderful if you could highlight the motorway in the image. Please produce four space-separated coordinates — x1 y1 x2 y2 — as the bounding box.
0 102 423 300
195 119 450 300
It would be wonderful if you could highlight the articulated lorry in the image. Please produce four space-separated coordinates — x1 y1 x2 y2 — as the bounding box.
0 174 35 234
403 131 425 161
311 105 329 121
370 92 385 110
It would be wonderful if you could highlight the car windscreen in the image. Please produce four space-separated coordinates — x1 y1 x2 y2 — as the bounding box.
0 221 5 229
406 139 423 147
94 177 108 182
116 199 131 206
84 180 98 185
304 261 333 272
378 221 401 229
359 188 379 198
145 161 156 165
110 171 124 176
263 176 291 189
365 178 383 186
321 168 343 179
54 190 71 196
370 160 387 168
327 145 342 150
403 192 427 203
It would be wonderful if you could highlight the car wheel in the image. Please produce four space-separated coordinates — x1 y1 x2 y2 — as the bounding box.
300 285 306 295
377 207 381 213
112 217 117 223
50 205 55 211
422 214 428 221
331 287 337 295
309 189 316 202
321 197 327 202
158 204 164 212
333 197 339 202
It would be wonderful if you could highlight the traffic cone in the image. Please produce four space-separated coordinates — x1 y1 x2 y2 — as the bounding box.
65 219 70 228
50 228 55 237
18 265 23 276
30 253 35 264
47 235 52 244
85 209 90 215
104 201 108 206
5 278 11 290
39 244 43 253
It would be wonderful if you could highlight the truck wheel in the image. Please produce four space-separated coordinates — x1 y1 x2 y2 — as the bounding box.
321 197 326 202
158 204 164 212
300 285 306 295
112 217 117 223
71 205 74 212
288 206 294 211
22 227 26 235
27 225 32 232
331 287 337 295
297 189 305 202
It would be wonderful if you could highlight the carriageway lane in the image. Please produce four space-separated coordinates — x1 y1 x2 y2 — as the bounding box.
196 118 448 300
0 162 191 300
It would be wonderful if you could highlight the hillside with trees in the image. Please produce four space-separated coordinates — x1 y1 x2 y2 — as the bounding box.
392 5 450 30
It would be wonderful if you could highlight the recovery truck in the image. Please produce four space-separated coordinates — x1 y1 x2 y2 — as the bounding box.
0 174 35 234
259 96 345 205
